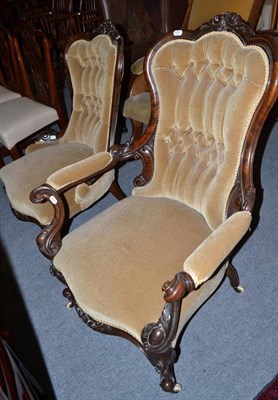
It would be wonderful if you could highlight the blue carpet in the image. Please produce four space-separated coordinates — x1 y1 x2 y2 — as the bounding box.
0 122 277 399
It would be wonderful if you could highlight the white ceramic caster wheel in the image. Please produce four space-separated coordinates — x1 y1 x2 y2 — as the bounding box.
173 383 182 392
66 301 73 309
236 284 245 293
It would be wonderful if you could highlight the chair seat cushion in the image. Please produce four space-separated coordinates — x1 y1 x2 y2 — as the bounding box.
123 92 151 125
0 97 58 149
0 142 94 225
53 195 213 342
0 86 21 104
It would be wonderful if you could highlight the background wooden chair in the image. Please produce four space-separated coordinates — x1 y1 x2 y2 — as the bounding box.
28 14 278 393
0 21 125 232
0 22 67 167
0 24 23 105
76 0 103 33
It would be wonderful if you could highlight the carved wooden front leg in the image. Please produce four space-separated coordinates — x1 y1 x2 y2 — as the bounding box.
141 272 195 393
141 301 182 392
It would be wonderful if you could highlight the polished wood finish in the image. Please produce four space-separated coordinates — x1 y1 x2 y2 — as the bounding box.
30 14 278 393
0 24 23 94
14 20 68 130
98 0 188 64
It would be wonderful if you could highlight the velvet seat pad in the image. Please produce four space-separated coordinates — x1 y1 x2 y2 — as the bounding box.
123 92 151 125
0 97 58 149
54 196 212 342
0 142 94 226
0 86 21 104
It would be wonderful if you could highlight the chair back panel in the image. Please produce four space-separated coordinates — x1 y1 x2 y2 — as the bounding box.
13 21 67 128
61 34 118 152
184 0 264 30
135 32 269 230
0 25 22 94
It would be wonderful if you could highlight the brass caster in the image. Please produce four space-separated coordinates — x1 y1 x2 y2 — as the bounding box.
235 284 245 293
173 383 182 393
66 302 73 309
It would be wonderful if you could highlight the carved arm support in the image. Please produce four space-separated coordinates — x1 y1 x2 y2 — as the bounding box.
30 151 118 260
30 135 155 259
141 211 252 375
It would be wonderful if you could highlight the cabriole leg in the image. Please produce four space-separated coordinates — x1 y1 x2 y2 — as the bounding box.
226 263 245 293
148 348 182 393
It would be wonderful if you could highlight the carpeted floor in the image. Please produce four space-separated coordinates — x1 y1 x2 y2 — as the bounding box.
0 118 277 399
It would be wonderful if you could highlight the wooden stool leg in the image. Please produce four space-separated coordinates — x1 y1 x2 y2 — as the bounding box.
10 145 22 160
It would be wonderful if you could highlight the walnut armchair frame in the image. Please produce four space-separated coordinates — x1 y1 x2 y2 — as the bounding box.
30 14 278 393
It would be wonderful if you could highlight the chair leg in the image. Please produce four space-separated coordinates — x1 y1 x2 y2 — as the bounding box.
148 348 182 393
9 146 22 160
226 263 245 293
110 180 126 200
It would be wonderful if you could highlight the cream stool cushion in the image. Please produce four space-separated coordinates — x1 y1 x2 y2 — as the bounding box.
0 86 21 104
0 97 58 149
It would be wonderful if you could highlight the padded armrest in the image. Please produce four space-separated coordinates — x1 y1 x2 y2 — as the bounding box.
131 57 145 75
46 151 113 191
183 211 252 288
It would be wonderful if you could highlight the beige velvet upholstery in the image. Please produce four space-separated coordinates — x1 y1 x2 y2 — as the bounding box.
123 92 151 125
52 31 268 346
0 33 120 226
59 35 117 152
0 86 21 104
54 197 250 342
0 97 58 150
133 32 268 229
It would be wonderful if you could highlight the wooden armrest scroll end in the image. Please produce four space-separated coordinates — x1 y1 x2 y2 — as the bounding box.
163 272 195 303
30 184 65 260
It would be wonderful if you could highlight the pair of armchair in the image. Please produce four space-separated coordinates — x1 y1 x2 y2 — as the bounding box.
1 14 278 393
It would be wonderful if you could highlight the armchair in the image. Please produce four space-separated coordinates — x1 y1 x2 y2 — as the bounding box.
28 14 278 393
123 0 266 140
0 21 125 229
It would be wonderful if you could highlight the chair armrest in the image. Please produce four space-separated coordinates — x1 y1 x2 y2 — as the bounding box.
131 57 145 75
183 211 252 288
46 151 114 192
30 151 117 260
